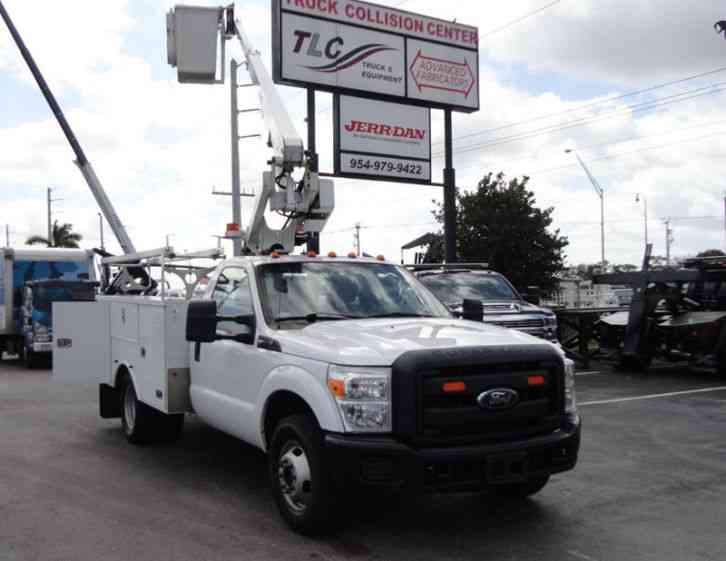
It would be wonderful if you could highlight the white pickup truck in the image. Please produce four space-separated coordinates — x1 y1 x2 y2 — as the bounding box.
54 254 580 534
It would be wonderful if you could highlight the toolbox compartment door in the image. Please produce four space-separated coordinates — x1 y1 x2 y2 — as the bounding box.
52 301 110 384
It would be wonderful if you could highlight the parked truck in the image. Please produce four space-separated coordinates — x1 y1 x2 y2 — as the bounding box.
0 248 96 361
54 253 580 534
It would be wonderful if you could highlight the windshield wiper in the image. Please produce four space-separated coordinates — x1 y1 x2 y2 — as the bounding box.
364 312 436 319
273 313 357 324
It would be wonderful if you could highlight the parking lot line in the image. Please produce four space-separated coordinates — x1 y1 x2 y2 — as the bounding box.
580 386 726 406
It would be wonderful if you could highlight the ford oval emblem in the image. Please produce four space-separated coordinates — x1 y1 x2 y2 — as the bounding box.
477 388 520 411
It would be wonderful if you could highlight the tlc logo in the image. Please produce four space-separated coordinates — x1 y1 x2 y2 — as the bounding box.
292 30 344 59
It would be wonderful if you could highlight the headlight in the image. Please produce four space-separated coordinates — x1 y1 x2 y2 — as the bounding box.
564 359 577 413
33 322 50 341
327 365 391 433
544 315 558 327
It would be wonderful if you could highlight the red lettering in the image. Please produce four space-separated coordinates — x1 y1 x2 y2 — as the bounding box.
380 125 392 136
414 129 425 141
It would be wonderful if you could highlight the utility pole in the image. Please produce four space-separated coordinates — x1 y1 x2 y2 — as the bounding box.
98 213 105 250
230 59 242 257
636 193 648 250
664 218 674 266
353 222 361 256
47 187 52 242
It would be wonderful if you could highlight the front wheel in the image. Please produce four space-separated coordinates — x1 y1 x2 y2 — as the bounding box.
23 347 36 369
268 414 338 535
492 476 550 499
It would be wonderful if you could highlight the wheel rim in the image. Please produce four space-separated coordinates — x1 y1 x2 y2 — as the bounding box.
124 384 136 433
277 439 312 515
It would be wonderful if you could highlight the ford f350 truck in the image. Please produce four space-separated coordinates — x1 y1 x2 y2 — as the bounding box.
54 254 580 534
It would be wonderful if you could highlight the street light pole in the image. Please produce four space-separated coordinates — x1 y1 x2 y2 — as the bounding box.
636 193 648 249
566 149 605 266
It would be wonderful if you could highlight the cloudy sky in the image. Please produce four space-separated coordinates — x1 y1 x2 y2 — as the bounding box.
1 0 725 266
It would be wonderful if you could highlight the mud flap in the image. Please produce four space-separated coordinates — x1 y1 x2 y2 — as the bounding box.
99 383 121 419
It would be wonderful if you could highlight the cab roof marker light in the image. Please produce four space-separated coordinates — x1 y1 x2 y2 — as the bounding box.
307 250 317 257
376 255 386 261
348 252 357 258
327 251 337 258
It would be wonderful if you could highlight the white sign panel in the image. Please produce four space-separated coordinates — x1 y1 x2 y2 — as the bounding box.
406 40 478 110
335 95 431 183
281 13 405 97
272 0 479 113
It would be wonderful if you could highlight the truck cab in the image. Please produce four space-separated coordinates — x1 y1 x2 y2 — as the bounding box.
186 255 579 532
21 280 97 368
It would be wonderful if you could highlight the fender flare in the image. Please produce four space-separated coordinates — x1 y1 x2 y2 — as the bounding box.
256 364 344 450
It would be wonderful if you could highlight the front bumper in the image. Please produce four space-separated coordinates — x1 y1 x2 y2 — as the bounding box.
32 341 53 353
325 415 580 494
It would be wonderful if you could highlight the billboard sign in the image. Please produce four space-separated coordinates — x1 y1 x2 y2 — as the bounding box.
272 0 479 112
334 95 431 183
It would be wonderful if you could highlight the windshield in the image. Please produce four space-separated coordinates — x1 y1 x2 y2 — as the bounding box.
420 272 519 307
32 286 96 312
256 261 449 328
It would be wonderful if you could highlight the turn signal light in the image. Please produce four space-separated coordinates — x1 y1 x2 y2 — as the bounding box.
442 381 466 393
528 375 546 386
327 378 345 397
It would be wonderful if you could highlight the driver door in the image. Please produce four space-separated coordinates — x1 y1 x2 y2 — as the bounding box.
190 266 268 446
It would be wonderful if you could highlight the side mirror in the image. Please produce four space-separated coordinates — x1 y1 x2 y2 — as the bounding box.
462 299 483 322
186 301 217 360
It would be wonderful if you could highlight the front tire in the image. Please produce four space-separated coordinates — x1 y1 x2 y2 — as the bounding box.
492 475 550 499
23 346 35 369
268 414 338 535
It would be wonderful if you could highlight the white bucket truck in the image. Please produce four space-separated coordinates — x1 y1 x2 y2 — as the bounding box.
55 251 580 534
53 5 579 534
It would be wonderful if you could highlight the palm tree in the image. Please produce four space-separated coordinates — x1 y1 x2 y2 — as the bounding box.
26 221 83 248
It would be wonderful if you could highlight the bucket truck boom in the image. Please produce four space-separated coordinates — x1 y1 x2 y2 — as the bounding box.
166 5 334 254
0 1 136 255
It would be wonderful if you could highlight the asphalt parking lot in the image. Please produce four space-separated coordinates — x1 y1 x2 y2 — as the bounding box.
1 360 725 561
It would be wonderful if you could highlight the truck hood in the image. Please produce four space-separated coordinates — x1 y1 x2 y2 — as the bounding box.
273 318 558 367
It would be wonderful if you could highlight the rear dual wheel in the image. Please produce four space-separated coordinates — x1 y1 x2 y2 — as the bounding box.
120 376 184 445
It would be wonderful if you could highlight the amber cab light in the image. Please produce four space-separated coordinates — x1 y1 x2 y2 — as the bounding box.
376 255 386 261
528 375 546 386
442 381 466 393
307 250 317 257
348 252 358 258
328 251 337 258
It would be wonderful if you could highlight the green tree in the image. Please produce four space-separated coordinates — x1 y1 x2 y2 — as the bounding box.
26 221 83 248
427 172 568 293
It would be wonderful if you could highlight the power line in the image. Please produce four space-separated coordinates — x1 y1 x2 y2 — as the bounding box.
528 129 726 176
433 65 726 148
433 82 726 157
452 116 726 176
479 1 562 40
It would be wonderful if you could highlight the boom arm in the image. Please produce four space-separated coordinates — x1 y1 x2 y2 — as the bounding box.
0 1 136 255
166 5 334 254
